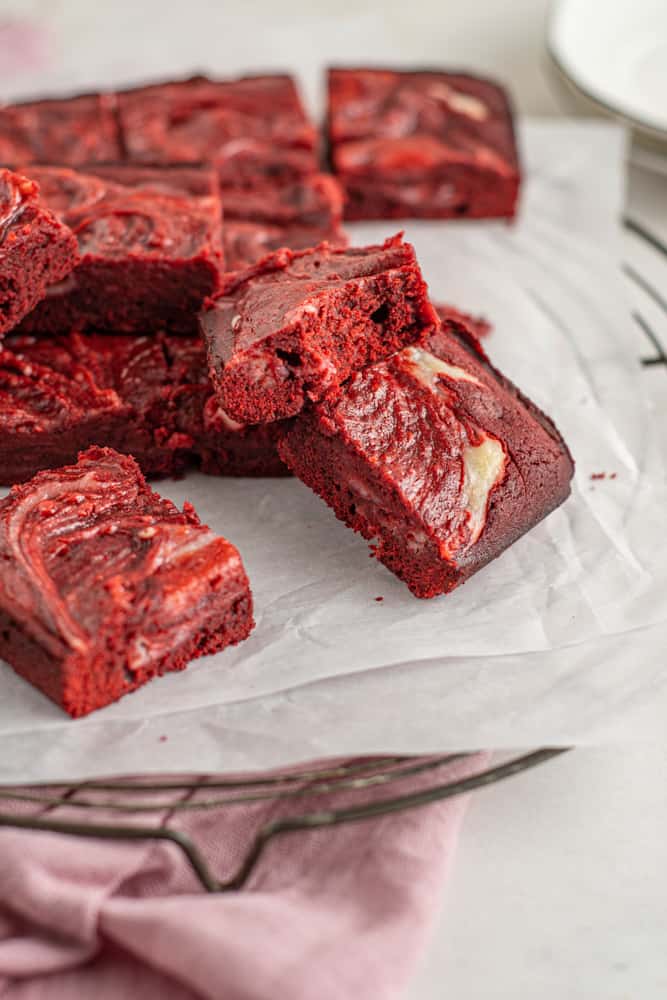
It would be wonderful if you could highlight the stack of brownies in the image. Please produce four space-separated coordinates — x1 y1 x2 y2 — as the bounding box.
0 68 573 718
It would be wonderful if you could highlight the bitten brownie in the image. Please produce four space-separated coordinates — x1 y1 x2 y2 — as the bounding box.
327 68 520 220
0 169 79 336
0 93 122 166
16 164 224 334
117 74 319 188
278 310 574 598
0 447 254 717
200 235 437 423
0 331 288 484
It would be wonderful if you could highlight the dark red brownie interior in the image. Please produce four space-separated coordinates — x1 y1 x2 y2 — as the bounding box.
0 169 79 336
15 164 224 334
0 330 288 484
0 446 254 717
200 234 438 424
327 67 520 220
0 93 122 166
279 310 573 598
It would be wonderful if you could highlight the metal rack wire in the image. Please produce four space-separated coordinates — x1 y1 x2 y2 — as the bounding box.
624 214 667 368
0 749 567 892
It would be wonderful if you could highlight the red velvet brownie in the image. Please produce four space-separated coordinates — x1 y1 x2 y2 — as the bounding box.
222 173 348 270
0 331 288 483
224 219 348 271
223 174 343 229
117 74 319 188
278 311 573 598
327 68 520 220
0 93 121 166
16 164 224 334
0 447 254 717
200 235 437 424
83 162 220 199
0 169 79 336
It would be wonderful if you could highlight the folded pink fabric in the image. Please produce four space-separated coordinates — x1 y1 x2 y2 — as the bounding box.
0 755 486 1000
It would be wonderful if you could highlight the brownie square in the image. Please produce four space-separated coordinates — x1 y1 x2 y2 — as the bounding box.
118 74 319 188
0 93 122 166
0 446 254 716
200 234 438 423
16 164 224 334
279 309 573 598
222 173 348 270
0 331 289 484
327 67 520 220
0 169 79 336
223 174 344 228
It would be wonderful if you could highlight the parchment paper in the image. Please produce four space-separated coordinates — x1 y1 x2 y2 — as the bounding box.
2 121 666 782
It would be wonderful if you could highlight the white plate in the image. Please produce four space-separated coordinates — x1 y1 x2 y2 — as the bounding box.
548 0 667 139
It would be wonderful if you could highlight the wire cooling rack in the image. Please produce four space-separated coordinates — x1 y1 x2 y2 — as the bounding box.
624 214 667 369
0 750 567 892
0 209 663 893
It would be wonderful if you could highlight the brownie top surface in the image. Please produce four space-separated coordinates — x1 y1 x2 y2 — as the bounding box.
117 73 306 113
222 174 343 226
0 336 125 434
0 94 121 166
0 446 242 658
118 73 317 160
327 67 517 175
23 165 220 260
80 163 220 200
0 331 209 434
202 235 418 356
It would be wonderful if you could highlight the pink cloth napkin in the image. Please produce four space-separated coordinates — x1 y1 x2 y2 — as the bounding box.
0 755 486 1000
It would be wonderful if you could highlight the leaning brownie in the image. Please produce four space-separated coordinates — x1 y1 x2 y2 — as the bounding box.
279 311 573 598
0 93 121 166
0 446 254 717
0 331 288 483
16 165 224 334
200 235 437 423
0 169 79 336
327 68 520 220
117 74 318 188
